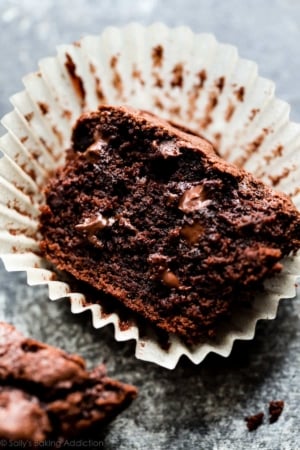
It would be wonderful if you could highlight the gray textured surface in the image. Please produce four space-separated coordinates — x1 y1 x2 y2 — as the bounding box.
1 1 300 449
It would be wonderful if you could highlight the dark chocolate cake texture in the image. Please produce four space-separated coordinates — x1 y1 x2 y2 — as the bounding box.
39 106 300 345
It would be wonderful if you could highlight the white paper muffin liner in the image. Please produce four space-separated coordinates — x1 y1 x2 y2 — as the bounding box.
1 23 300 369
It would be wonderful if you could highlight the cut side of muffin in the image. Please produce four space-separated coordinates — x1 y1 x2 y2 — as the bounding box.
0 322 137 442
39 106 300 345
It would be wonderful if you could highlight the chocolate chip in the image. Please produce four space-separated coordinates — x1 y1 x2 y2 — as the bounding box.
75 213 115 233
158 140 181 158
179 184 211 213
84 140 108 162
161 270 180 288
181 222 204 244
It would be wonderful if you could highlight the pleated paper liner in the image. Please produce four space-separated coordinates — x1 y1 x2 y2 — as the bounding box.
0 23 300 369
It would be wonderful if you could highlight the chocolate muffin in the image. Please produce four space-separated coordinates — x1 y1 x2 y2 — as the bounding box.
39 106 300 345
0 322 137 443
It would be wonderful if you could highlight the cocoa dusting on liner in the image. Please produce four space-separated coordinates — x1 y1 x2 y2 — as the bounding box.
17 159 37 183
199 76 225 126
25 112 34 122
268 167 291 187
8 225 38 240
198 70 207 89
171 63 184 88
38 102 49 115
200 77 225 127
200 90 218 129
52 126 63 146
264 145 284 164
291 186 300 197
187 70 207 120
152 45 164 68
62 110 72 120
249 108 260 121
213 132 222 152
95 77 106 102
39 137 54 157
154 97 164 110
234 128 270 168
89 63 107 103
110 56 124 97
7 197 32 218
153 72 164 89
65 53 86 109
215 76 225 93
225 101 235 122
110 55 118 69
132 66 145 86
234 86 245 102
89 62 96 74
168 106 181 117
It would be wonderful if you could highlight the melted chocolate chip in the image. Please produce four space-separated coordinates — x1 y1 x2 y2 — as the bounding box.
179 185 210 213
75 213 115 233
161 270 180 289
84 139 108 162
181 222 204 244
118 216 137 233
158 140 181 158
148 253 169 265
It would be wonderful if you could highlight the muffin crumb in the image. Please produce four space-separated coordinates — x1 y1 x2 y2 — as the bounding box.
245 412 264 431
269 400 284 424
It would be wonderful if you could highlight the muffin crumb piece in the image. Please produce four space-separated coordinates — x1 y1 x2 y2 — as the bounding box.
245 412 264 431
269 400 284 424
0 322 137 443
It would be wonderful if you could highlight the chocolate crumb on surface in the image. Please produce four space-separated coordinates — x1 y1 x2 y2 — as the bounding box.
269 400 284 423
39 105 300 345
0 322 137 444
245 412 264 431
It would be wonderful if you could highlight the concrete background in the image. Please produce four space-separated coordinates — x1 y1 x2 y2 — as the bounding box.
1 1 300 448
